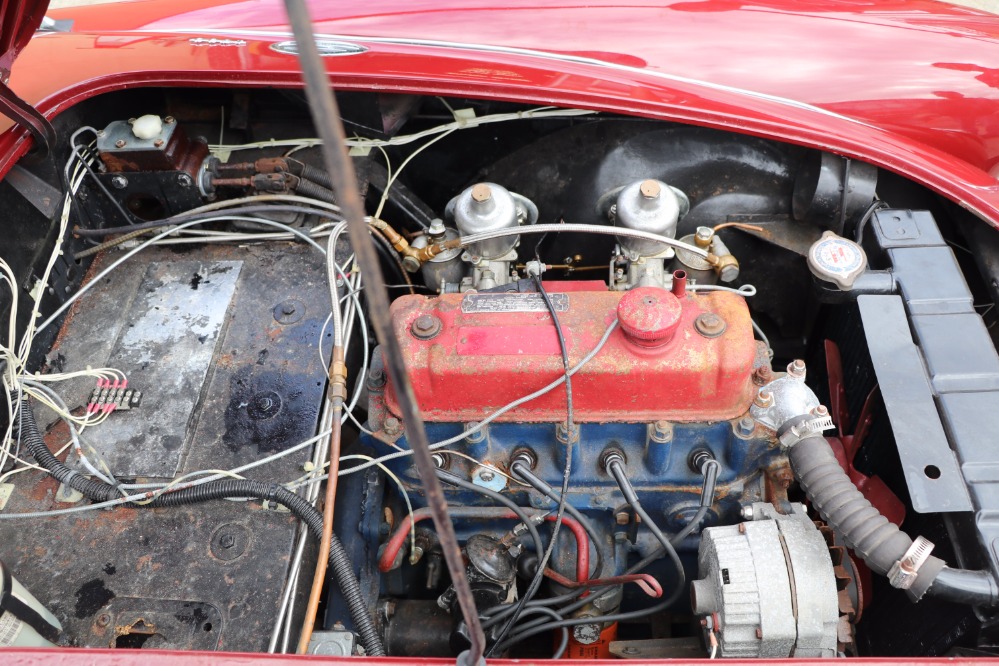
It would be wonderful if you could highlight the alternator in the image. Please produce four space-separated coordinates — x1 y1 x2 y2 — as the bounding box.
690 503 840 658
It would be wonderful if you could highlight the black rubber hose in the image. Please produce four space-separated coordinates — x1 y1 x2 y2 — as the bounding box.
790 434 998 607
12 397 387 654
435 469 545 560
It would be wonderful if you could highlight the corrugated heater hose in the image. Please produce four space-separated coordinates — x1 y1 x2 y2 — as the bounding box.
789 433 999 607
11 396 386 655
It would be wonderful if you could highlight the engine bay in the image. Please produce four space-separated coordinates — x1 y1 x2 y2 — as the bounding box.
1 89 998 659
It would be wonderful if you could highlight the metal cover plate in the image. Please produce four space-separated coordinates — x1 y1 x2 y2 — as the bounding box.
461 292 568 313
92 260 241 478
857 295 972 513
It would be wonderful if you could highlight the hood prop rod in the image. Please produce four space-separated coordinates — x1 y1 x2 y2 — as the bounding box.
278 0 486 661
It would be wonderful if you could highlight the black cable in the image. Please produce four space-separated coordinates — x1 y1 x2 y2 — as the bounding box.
11 396 386 656
854 199 889 243
68 132 140 227
488 243 574 656
498 460 720 651
435 469 545 559
506 463 606 580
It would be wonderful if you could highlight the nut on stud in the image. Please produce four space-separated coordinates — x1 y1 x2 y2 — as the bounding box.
754 390 774 408
787 359 806 379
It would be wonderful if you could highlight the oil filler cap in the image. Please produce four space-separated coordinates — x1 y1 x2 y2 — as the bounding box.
617 287 681 348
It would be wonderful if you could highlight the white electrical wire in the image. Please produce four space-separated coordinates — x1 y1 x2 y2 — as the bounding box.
210 106 597 154
336 318 620 479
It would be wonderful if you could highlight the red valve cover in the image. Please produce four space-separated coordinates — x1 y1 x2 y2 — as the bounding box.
385 285 757 423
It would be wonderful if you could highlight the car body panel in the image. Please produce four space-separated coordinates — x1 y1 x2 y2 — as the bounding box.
6 0 999 227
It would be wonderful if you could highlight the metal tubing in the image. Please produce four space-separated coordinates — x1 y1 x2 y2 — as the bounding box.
279 0 486 659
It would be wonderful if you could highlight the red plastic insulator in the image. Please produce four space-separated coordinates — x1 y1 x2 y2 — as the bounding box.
617 287 682 348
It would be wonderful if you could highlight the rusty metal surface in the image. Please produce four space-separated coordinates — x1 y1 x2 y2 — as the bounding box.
384 287 757 423
77 259 241 478
0 241 333 652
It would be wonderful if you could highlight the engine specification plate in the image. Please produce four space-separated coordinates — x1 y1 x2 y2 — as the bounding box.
461 292 569 313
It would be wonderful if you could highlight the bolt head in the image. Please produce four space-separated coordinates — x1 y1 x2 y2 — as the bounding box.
110 175 128 190
114 139 126 148
153 139 164 148
411 314 442 339
639 179 661 199
738 416 755 436
96 613 111 627
479 470 495 482
471 183 492 203
788 359 806 378
615 511 630 525
383 417 402 436
694 312 727 338
741 505 754 520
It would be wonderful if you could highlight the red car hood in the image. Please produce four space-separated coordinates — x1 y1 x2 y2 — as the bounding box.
42 0 999 173
0 0 46 78
3 0 998 224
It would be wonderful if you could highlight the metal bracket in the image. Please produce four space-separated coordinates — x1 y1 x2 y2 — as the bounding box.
0 81 55 157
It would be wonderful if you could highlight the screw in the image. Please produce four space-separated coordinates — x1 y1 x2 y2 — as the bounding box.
110 175 128 190
411 314 442 340
694 312 727 338
115 139 126 148
752 366 773 386
220 533 236 549
615 511 630 526
383 417 402 437
738 416 755 436
788 359 806 379
96 613 111 627
153 139 164 148
177 173 193 187
478 470 495 483
164 116 175 124
754 390 774 408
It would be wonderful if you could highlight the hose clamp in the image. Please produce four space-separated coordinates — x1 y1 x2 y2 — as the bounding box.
777 413 834 448
887 536 935 590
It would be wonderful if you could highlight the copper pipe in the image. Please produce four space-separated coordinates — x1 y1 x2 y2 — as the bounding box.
282 0 485 657
297 346 346 653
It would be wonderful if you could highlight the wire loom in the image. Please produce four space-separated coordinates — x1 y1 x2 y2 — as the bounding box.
9 395 387 656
